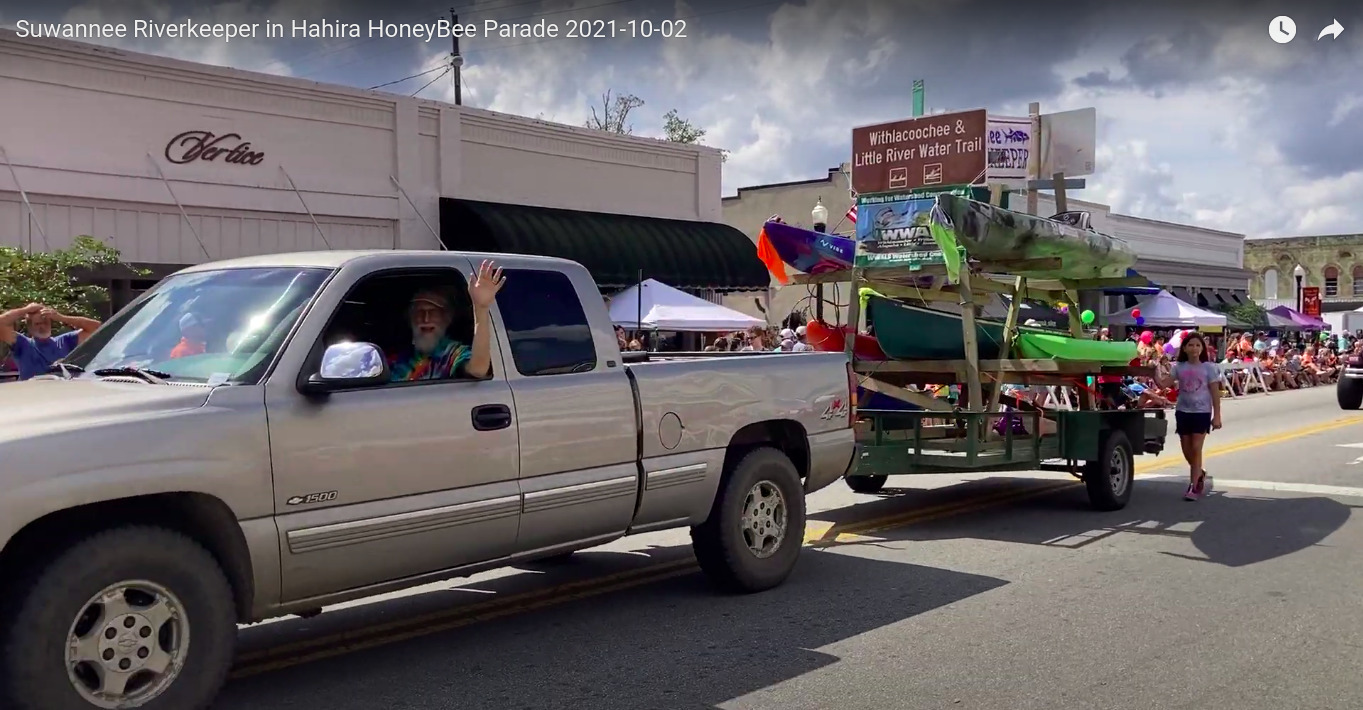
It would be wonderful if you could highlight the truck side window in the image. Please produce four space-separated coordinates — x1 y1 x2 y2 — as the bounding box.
495 269 597 376
317 269 485 383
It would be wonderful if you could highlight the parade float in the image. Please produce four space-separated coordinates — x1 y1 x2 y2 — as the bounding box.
756 106 1168 511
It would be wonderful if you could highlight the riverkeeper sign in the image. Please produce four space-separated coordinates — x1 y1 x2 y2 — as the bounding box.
851 109 987 195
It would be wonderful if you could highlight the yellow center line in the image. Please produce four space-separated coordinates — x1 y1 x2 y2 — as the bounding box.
231 413 1363 677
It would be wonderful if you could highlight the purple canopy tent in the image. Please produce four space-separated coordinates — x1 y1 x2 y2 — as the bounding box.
1268 305 1330 330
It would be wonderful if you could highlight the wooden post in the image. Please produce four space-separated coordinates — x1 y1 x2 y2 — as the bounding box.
1052 171 1069 213
844 268 863 358
987 275 1027 416
958 265 984 418
1025 102 1041 216
1066 287 1095 409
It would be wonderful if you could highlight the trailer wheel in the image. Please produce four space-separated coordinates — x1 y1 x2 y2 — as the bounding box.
1338 377 1363 410
845 474 888 494
691 447 805 594
1084 430 1134 511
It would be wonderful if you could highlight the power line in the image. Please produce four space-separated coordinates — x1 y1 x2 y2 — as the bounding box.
369 62 448 89
413 67 453 96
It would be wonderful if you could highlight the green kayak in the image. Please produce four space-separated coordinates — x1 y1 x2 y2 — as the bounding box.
1015 332 1138 365
866 295 1057 360
932 194 1137 280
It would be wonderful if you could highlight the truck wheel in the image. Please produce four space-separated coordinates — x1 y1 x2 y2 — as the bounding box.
691 447 806 594
1338 378 1363 410
845 474 889 494
0 526 237 710
1084 431 1134 512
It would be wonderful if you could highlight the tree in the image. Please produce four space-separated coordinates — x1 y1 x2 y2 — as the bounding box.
662 108 728 162
662 109 706 144
585 89 645 135
0 236 145 357
1212 300 1269 328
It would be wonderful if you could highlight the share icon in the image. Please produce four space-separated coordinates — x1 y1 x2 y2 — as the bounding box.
1318 19 1344 40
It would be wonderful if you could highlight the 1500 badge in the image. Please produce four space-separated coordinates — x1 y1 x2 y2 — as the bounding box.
286 490 338 506
820 398 849 420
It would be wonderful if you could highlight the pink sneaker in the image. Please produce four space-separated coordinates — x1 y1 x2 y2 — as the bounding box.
1184 483 1199 501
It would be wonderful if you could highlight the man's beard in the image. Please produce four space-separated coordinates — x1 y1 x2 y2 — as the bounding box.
413 331 441 354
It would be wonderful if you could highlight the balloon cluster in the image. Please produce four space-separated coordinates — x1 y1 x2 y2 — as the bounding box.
1132 307 1144 326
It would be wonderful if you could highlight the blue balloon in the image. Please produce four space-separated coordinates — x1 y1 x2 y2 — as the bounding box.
1135 316 1145 326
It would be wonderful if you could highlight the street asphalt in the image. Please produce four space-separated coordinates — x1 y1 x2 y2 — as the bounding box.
216 386 1363 710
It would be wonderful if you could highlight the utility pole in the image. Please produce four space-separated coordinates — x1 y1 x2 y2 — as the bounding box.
450 7 464 105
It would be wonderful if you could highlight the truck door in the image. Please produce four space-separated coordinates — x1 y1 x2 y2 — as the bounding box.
264 261 522 603
492 266 639 554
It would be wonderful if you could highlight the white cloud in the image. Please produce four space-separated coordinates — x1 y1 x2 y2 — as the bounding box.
15 0 1361 239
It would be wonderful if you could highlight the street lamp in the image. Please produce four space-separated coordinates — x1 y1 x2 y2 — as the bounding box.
811 198 830 321
1293 264 1306 311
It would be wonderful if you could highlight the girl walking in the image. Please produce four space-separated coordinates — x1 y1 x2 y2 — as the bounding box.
1159 332 1222 500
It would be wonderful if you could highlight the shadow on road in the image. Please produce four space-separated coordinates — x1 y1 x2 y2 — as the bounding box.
218 550 1005 709
814 476 1354 567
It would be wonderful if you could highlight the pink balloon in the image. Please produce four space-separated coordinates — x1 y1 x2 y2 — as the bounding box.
1139 331 1154 344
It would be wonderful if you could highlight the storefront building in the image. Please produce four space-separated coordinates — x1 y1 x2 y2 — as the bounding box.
0 30 766 315
1244 234 1363 313
720 166 1251 323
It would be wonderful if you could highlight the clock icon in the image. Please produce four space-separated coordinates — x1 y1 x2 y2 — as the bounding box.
1269 15 1296 43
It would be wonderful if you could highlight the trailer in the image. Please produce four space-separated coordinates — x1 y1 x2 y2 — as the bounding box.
795 189 1169 511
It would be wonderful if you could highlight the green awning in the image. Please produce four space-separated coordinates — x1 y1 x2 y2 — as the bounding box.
439 198 769 291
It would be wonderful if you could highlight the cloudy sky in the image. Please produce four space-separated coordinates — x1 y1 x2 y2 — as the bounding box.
3 0 1360 238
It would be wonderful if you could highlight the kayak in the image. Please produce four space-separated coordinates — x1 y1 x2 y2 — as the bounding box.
1015 332 1138 365
760 221 856 275
804 319 888 360
932 194 1137 280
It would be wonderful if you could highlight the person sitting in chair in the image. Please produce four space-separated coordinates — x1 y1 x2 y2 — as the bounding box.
389 260 504 382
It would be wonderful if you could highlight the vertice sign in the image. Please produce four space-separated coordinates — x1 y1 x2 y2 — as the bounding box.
851 109 987 195
164 130 266 166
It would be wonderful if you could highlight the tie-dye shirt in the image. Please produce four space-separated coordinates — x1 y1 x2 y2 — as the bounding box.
388 336 471 381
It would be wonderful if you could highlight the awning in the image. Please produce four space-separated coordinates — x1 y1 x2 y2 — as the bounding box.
438 198 770 291
1100 268 1162 295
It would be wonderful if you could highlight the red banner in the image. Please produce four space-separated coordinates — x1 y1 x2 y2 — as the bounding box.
1302 286 1321 317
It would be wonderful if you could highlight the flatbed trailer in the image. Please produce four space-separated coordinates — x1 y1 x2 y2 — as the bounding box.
796 192 1169 511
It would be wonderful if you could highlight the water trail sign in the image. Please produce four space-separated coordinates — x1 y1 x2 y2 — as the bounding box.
851 109 986 195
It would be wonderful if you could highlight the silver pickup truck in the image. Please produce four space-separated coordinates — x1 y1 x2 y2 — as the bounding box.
0 250 857 710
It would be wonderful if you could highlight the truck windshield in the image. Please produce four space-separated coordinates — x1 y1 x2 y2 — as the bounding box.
62 267 331 385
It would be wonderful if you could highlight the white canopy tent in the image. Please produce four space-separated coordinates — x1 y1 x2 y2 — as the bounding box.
1105 290 1227 328
609 279 764 331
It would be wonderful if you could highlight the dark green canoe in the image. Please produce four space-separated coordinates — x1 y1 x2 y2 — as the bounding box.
866 295 1055 360
867 295 1136 363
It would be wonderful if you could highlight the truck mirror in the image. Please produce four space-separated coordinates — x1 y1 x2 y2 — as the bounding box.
302 341 389 394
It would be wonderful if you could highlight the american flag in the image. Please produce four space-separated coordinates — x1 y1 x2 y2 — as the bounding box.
845 204 857 224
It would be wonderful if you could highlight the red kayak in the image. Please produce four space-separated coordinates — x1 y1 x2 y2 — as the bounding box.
804 320 887 360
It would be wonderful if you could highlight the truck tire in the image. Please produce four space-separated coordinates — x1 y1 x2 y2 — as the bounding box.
845 474 889 494
1084 430 1134 512
1338 377 1363 410
0 526 237 710
691 447 806 594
